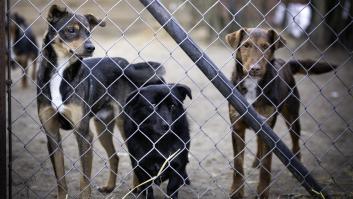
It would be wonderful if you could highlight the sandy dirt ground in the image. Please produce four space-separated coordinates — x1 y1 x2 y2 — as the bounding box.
8 1 353 199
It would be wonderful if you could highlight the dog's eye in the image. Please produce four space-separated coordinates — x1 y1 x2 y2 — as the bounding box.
261 44 269 50
243 43 251 48
66 27 76 34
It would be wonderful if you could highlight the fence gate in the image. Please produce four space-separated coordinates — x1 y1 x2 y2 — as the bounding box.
4 0 353 198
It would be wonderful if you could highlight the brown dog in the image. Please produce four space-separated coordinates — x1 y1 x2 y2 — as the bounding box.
225 28 336 198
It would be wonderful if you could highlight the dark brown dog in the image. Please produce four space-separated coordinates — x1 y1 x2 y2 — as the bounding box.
225 28 336 199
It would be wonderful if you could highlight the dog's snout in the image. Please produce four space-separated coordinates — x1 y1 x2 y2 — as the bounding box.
250 67 261 72
248 64 263 77
84 42 95 53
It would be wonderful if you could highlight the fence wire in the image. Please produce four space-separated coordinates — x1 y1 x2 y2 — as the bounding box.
6 0 353 199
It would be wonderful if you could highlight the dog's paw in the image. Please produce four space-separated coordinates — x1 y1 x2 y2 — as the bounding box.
230 184 244 199
97 185 115 193
230 192 244 199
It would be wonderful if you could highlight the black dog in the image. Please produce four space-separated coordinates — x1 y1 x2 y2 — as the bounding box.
10 13 39 88
124 84 192 199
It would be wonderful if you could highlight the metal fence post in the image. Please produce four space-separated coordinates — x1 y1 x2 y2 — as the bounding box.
0 0 7 198
139 0 329 198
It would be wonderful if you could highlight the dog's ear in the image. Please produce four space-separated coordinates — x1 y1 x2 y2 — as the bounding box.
268 29 286 49
84 14 106 29
225 28 245 48
172 84 192 102
47 5 68 24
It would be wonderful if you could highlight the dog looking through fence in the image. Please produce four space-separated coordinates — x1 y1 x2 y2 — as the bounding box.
124 84 192 199
225 28 337 199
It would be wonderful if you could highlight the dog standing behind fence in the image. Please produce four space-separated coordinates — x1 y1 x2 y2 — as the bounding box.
10 13 38 88
124 84 192 199
225 28 336 198
36 5 165 199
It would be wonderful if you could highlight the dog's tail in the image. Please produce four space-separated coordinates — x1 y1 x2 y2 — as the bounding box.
124 61 166 86
289 59 337 75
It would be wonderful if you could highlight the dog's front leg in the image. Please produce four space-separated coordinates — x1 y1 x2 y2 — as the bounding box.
257 139 272 199
256 110 277 199
230 121 246 199
166 173 183 199
38 106 68 199
229 105 246 199
74 117 93 199
141 182 154 199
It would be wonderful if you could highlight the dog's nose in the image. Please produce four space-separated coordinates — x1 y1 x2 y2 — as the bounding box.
250 67 260 73
249 65 261 74
85 43 95 53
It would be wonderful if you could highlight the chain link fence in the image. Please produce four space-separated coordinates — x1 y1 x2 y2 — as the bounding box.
6 0 353 198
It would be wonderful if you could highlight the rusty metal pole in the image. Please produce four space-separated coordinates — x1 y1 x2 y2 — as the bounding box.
139 0 329 198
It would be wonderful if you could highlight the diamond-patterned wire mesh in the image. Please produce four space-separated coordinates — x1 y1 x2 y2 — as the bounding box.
6 0 353 198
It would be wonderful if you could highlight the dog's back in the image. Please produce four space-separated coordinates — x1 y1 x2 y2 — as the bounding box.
84 58 165 87
49 57 166 114
263 58 337 106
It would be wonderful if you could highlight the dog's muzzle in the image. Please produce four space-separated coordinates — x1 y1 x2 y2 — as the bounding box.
84 42 95 54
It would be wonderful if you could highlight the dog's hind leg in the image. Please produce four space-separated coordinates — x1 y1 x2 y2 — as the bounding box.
281 97 301 161
38 106 68 199
252 108 278 168
93 108 119 193
116 116 140 190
